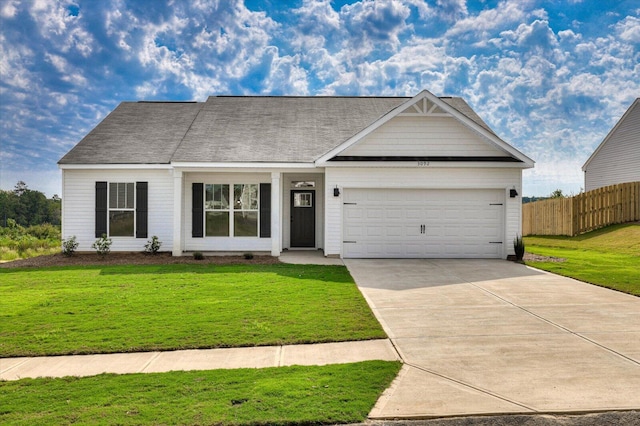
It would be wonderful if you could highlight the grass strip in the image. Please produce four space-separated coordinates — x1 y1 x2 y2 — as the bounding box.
524 223 640 296
0 264 386 357
0 360 402 425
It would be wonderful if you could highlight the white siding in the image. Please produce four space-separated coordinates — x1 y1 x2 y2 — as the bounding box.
342 116 505 157
584 102 640 191
61 169 174 252
183 172 272 252
324 167 522 258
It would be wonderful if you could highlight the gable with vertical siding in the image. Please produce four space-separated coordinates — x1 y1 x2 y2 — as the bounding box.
583 99 640 191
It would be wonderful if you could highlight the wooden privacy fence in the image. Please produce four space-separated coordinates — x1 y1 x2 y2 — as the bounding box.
522 181 640 236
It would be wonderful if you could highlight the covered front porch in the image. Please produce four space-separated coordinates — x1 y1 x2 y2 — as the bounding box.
171 169 325 256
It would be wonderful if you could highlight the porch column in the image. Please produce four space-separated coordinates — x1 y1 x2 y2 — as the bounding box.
172 170 183 256
271 172 281 256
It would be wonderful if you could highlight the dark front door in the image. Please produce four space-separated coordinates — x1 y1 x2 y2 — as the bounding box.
291 190 315 247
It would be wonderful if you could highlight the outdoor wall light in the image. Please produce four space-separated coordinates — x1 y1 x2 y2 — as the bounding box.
334 186 340 197
510 188 518 198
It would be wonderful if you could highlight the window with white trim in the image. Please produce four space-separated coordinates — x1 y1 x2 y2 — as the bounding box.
205 184 230 236
204 183 259 237
109 182 135 236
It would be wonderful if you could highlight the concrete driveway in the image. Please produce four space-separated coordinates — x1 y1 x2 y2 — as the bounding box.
345 259 640 419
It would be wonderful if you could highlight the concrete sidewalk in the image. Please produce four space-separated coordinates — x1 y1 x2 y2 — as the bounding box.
0 339 399 381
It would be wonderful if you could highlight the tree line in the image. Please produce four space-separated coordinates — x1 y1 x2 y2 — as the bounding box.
0 181 61 227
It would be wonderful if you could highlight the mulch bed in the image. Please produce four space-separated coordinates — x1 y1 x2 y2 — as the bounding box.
1 252 565 269
0 252 281 269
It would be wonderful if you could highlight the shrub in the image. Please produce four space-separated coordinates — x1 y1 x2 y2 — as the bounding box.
92 234 112 257
62 236 79 256
514 234 525 261
144 236 162 255
25 223 60 240
193 251 204 260
243 252 254 260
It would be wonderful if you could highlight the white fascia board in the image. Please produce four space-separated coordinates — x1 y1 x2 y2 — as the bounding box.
322 161 533 169
315 89 535 168
58 163 172 170
582 99 639 171
171 162 318 172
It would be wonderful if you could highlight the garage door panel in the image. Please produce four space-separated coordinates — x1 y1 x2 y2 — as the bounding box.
343 189 504 258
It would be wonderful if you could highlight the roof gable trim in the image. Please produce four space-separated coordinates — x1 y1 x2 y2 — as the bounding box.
315 89 534 167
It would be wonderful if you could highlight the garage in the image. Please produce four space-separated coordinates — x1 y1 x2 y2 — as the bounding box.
342 188 505 258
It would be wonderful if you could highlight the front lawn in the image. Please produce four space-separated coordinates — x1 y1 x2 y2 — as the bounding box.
524 223 640 296
0 361 402 425
0 264 386 357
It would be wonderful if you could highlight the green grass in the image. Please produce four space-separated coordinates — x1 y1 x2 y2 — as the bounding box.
524 223 640 295
0 264 386 357
0 361 402 426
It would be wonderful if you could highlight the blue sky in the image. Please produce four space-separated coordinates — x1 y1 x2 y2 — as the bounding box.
1 0 638 197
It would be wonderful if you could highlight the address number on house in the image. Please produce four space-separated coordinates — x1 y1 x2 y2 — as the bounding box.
417 161 430 166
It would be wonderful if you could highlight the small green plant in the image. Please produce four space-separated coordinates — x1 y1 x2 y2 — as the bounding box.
193 251 204 260
61 236 79 256
144 236 162 254
92 234 112 257
243 252 254 260
514 234 525 261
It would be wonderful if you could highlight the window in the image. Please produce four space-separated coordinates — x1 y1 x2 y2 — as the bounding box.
205 184 229 236
109 182 134 236
293 192 313 207
234 184 258 237
203 183 259 237
291 180 315 188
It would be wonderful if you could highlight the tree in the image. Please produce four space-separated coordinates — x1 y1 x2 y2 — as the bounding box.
1 182 61 227
13 181 28 196
549 189 565 198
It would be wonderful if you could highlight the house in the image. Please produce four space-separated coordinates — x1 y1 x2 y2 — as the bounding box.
58 90 534 259
582 98 640 191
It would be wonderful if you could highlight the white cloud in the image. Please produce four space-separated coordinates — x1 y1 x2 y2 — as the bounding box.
29 0 94 56
1 0 20 18
0 35 35 91
338 0 412 56
445 0 532 38
435 0 468 22
614 15 640 42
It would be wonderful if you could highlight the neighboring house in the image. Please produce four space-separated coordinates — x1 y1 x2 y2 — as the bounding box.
59 90 534 259
582 98 640 191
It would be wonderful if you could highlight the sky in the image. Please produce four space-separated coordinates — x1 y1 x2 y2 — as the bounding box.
1 0 639 198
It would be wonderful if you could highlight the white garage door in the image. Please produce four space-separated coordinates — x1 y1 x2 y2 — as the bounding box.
343 189 505 258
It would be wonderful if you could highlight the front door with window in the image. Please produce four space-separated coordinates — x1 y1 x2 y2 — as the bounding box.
290 190 315 247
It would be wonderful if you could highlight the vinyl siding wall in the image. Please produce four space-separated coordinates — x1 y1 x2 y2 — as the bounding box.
61 168 174 252
342 116 505 157
324 167 522 258
584 103 640 191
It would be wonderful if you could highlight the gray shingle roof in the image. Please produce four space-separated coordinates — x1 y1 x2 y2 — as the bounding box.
172 96 408 163
59 95 501 165
59 102 204 164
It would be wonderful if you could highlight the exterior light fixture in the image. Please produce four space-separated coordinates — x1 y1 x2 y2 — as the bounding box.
334 186 340 197
510 188 518 198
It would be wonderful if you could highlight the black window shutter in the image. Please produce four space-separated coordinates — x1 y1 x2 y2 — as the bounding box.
259 183 271 238
192 183 204 238
136 182 148 238
95 181 107 238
